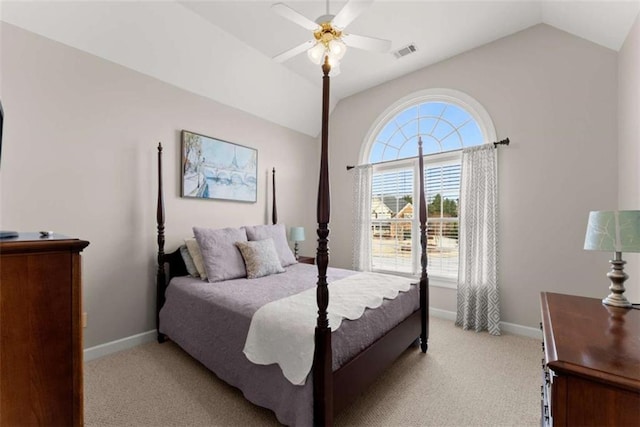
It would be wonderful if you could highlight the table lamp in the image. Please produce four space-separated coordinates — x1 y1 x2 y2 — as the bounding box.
289 226 305 260
584 210 640 308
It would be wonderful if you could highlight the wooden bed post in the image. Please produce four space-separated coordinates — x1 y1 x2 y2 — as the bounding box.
313 55 333 427
272 167 278 225
417 138 429 353
156 143 167 343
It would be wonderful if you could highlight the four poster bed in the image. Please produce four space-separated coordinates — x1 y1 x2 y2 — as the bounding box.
155 59 430 426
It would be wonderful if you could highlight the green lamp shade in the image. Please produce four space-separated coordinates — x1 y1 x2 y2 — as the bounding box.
584 210 640 252
289 227 305 242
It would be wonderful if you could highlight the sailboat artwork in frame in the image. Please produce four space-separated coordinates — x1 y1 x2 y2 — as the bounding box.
181 130 258 203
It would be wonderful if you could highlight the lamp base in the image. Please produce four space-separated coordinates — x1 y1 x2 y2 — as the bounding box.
602 253 632 309
602 294 632 308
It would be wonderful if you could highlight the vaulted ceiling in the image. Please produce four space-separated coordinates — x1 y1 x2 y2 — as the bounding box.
2 1 638 137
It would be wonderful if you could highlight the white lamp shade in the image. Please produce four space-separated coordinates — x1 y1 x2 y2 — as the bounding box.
325 51 340 68
307 42 326 65
328 38 346 60
290 227 306 242
584 210 640 252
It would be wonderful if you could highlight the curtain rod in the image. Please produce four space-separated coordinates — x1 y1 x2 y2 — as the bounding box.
346 137 510 171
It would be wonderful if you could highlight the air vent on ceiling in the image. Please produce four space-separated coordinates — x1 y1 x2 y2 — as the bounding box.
393 43 418 59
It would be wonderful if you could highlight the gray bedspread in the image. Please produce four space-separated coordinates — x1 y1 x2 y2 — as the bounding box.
159 263 419 426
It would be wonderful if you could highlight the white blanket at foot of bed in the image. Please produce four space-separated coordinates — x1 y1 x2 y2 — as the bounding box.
243 272 415 385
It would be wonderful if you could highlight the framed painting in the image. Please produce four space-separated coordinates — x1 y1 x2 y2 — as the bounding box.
181 130 257 203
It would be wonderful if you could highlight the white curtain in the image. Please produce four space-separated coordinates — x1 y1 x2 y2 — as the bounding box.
455 144 501 335
352 164 373 271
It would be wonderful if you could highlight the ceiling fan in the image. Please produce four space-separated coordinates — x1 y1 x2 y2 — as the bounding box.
271 0 392 67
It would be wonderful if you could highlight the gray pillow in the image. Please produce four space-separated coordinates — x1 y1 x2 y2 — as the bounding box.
179 245 200 278
193 227 248 282
185 238 207 280
243 224 297 267
236 239 285 279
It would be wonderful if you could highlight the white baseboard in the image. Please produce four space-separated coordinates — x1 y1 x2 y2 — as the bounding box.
500 320 541 339
84 330 157 362
430 307 541 339
430 307 457 321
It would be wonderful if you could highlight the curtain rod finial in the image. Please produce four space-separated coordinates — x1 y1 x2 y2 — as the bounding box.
493 137 510 148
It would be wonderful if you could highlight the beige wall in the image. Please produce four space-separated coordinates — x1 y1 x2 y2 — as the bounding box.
0 23 318 347
327 24 619 329
618 13 640 303
0 20 630 346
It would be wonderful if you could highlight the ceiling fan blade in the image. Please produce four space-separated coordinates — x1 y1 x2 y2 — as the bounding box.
272 3 319 31
342 33 391 53
331 0 373 29
273 40 315 63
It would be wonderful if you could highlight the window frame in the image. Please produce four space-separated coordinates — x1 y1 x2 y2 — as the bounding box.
361 89 496 288
359 88 497 164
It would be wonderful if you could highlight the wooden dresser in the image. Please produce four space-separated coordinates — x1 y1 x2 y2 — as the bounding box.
540 292 640 426
0 234 89 426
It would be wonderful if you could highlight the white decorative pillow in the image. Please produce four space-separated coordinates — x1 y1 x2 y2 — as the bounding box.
193 227 248 283
236 239 285 279
184 238 207 280
179 245 200 278
243 224 297 267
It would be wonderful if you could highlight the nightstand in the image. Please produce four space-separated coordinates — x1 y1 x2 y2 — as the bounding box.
297 256 315 265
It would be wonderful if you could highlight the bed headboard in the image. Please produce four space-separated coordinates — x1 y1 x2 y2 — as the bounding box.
155 144 279 340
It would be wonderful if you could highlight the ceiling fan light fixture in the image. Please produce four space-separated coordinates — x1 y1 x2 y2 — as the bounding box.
307 42 326 65
326 51 339 68
328 38 346 60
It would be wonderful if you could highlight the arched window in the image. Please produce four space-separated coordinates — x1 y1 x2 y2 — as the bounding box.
362 89 495 282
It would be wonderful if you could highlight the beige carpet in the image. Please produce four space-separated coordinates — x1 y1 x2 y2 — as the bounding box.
85 317 540 426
